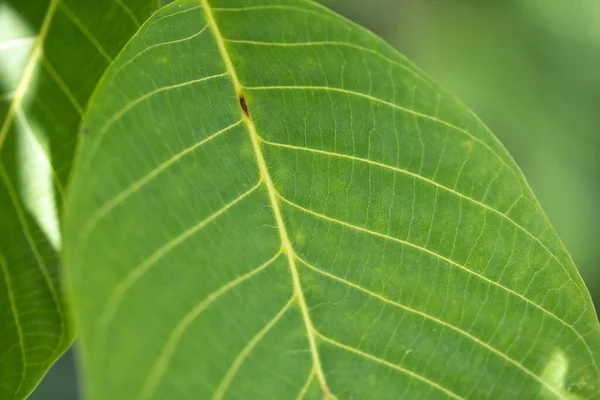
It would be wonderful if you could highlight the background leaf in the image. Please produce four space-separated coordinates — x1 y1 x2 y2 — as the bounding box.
0 0 157 397
65 0 600 399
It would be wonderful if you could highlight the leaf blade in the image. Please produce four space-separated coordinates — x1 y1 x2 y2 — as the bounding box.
65 0 600 399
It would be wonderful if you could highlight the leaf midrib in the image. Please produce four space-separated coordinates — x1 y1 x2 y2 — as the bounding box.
200 0 332 397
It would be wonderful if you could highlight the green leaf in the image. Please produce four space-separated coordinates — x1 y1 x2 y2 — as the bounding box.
0 0 157 397
64 0 600 398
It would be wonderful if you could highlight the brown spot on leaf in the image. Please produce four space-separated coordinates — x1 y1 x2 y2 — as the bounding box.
239 93 250 118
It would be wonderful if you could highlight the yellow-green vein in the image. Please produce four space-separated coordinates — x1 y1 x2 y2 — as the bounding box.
95 180 263 344
200 0 332 396
58 2 113 62
79 119 243 247
246 85 513 173
0 161 65 356
213 296 295 399
114 0 141 27
0 252 26 397
295 253 566 399
136 251 283 400
42 57 84 115
315 331 463 400
259 137 568 288
276 191 590 350
82 71 229 167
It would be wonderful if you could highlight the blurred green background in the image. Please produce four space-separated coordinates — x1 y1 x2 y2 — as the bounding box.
31 0 600 398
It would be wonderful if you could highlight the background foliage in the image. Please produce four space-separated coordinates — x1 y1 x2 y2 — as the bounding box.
30 0 600 398
0 0 155 397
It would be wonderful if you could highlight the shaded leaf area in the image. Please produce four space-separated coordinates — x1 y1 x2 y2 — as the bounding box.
64 0 600 399
0 0 157 397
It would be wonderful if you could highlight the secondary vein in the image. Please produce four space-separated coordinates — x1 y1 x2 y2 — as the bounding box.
0 252 26 396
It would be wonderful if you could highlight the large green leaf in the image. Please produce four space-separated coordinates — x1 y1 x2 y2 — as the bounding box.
0 0 157 397
64 0 600 398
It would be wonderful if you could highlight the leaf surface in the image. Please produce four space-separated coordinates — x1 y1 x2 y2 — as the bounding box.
64 0 600 399
0 0 157 397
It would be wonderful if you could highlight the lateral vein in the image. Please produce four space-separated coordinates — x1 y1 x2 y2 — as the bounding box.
114 0 141 27
58 2 113 62
276 192 585 337
246 85 512 173
84 71 229 164
296 254 565 398
213 296 295 399
42 58 84 115
296 368 316 400
0 252 27 396
225 39 429 88
0 161 65 357
137 251 283 400
96 180 262 339
260 137 568 282
115 25 210 76
80 119 243 243
315 331 463 400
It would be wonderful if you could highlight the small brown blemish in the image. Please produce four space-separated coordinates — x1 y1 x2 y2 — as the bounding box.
239 93 250 118
81 127 89 135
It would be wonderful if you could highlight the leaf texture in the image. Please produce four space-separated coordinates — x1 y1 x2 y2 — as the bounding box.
64 0 600 399
0 0 157 397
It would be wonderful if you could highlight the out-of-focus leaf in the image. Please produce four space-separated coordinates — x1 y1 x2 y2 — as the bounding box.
0 0 157 397
65 0 600 399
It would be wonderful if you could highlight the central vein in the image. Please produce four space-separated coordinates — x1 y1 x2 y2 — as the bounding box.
200 0 330 396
